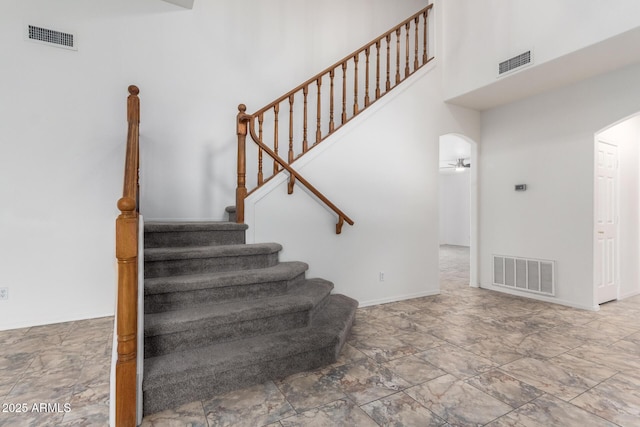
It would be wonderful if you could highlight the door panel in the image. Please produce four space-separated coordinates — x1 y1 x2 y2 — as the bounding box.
595 140 618 304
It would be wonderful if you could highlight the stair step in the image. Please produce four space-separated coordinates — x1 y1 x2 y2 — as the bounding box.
144 279 334 358
144 221 248 248
144 243 282 278
144 261 309 313
142 294 357 416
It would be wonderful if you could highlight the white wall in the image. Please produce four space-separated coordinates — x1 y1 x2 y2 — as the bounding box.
244 55 481 306
0 0 430 329
439 170 470 246
598 116 640 300
479 63 640 310
442 0 640 101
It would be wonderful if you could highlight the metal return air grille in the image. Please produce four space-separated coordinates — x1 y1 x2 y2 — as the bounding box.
493 255 555 296
27 25 76 50
498 50 531 75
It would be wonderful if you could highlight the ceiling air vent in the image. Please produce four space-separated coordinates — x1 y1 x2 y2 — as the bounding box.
27 25 77 50
498 50 531 76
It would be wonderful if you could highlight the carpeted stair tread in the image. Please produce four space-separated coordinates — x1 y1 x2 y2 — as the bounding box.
144 278 333 337
142 294 357 414
145 242 282 262
142 216 358 416
144 243 282 277
144 261 309 296
145 221 248 248
144 294 356 386
145 221 248 232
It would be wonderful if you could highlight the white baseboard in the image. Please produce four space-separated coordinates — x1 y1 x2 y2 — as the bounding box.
480 283 599 311
358 290 440 308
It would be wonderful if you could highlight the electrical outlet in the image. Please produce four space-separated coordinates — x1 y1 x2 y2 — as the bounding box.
379 272 385 282
0 288 8 301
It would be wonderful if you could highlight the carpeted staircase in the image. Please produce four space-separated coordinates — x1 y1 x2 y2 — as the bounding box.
141 207 358 415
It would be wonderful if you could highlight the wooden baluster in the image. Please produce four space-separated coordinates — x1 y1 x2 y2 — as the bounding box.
258 113 264 185
302 85 309 152
385 34 391 91
341 62 347 124
353 54 359 115
365 47 371 107
236 104 249 223
127 86 140 209
423 10 428 64
405 22 411 78
414 16 420 71
395 28 401 84
375 40 381 99
273 103 280 174
315 76 322 144
288 95 294 164
287 96 295 193
123 86 140 200
329 70 335 132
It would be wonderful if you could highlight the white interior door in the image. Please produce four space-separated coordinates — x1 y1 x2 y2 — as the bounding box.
595 140 619 304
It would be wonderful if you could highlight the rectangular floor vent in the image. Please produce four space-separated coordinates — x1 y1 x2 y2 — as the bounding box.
498 50 531 76
493 255 555 296
27 25 76 50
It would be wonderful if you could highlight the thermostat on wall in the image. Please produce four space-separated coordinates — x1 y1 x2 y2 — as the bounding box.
515 184 527 191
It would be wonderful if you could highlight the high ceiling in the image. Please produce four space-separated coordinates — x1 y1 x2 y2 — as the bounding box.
445 26 640 111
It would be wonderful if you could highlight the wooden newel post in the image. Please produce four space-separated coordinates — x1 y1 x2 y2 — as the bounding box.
236 104 249 224
115 196 138 427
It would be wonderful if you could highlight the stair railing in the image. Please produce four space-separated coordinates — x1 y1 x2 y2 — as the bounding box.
115 85 140 427
236 4 433 233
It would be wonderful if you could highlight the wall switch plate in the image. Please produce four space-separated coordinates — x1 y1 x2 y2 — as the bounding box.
379 272 385 282
0 288 8 300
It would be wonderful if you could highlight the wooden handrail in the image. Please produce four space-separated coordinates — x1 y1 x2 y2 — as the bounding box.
252 4 433 118
115 85 140 427
238 104 354 234
235 4 434 233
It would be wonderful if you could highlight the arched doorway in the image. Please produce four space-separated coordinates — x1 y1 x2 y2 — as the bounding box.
438 133 478 288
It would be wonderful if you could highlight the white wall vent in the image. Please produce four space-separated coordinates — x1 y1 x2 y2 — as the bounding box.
26 25 77 50
498 50 531 76
493 255 555 296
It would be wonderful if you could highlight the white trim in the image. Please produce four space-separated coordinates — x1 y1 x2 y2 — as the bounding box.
109 318 117 427
0 312 114 332
480 283 599 311
137 215 145 425
619 290 640 300
358 290 440 308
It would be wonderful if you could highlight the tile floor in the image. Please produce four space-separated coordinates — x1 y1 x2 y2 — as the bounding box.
0 316 113 426
2 245 640 426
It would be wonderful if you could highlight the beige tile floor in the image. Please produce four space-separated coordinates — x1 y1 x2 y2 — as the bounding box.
2 245 640 426
0 316 113 426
